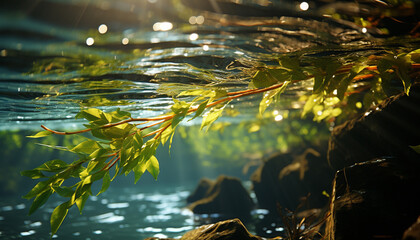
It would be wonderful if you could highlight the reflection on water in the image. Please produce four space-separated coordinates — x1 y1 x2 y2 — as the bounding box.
1 0 409 130
0 185 195 239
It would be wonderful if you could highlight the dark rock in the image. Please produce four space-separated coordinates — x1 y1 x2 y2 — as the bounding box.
187 175 254 220
251 148 333 212
180 218 263 240
186 178 213 203
403 216 420 240
325 157 420 240
328 86 420 171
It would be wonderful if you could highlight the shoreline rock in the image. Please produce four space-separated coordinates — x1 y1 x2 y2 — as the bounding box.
325 157 420 240
187 175 255 220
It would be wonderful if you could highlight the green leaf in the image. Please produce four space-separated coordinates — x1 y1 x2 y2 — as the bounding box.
76 193 89 214
36 159 68 172
132 131 143 149
252 69 281 89
259 81 289 116
189 100 209 121
71 139 102 155
160 122 175 146
52 186 74 198
133 158 150 183
337 64 367 100
50 201 70 235
147 155 160 180
29 189 53 215
201 101 230 132
102 123 134 139
75 108 103 122
98 171 111 195
110 108 131 122
302 94 323 117
279 56 300 70
23 180 50 199
27 131 52 138
21 169 46 179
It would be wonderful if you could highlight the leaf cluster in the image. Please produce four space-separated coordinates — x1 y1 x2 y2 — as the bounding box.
22 48 419 236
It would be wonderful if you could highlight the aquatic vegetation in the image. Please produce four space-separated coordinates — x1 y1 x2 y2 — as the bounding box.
21 47 420 235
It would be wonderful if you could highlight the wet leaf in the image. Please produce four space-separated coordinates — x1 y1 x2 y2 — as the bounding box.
101 123 134 139
75 108 103 122
259 81 289 116
189 100 209 121
201 101 230 132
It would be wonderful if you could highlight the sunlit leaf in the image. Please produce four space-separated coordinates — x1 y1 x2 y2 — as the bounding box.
76 193 89 214
102 123 134 139
132 131 143 150
189 100 209 122
50 201 70 235
23 180 50 199
160 123 174 146
75 108 103 122
302 94 322 117
98 172 111 195
71 139 102 155
201 101 230 132
27 131 52 138
147 155 160 180
259 81 289 116
133 158 149 183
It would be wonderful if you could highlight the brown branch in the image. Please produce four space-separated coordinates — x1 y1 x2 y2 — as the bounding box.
153 123 172 140
101 154 119 171
106 156 120 171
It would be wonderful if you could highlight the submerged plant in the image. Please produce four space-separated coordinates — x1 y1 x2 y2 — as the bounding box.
22 49 420 235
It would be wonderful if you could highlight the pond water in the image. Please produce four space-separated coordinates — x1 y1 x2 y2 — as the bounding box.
0 0 418 239
0 183 195 239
